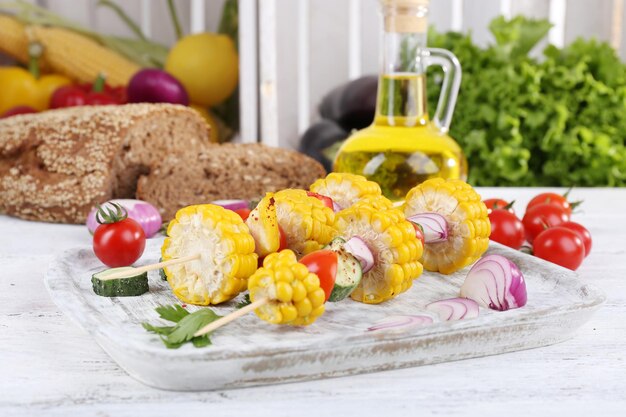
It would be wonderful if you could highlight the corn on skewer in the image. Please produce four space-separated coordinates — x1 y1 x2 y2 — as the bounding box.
97 254 201 281
403 178 490 275
310 173 382 210
247 190 336 258
334 200 424 304
162 204 258 306
196 249 328 335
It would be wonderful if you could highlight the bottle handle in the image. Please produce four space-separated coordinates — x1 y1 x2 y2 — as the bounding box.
423 48 462 133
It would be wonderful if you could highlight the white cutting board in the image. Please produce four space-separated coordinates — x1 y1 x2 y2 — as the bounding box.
44 239 605 391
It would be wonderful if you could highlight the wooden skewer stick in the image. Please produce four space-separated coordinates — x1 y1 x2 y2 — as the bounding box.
194 297 270 337
101 253 202 280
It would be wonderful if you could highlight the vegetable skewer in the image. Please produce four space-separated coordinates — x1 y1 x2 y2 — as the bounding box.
194 297 269 337
97 253 201 280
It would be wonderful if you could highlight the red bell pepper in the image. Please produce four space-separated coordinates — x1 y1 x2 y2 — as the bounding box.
50 74 127 109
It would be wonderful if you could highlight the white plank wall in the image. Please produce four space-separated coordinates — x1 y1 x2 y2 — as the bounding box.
8 0 626 147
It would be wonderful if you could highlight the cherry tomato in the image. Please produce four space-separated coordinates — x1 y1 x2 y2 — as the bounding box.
50 85 88 108
559 221 592 257
306 191 334 210
526 192 579 216
488 210 525 249
411 222 425 247
522 203 570 243
533 227 585 270
1 105 37 118
483 198 515 214
234 208 251 221
93 218 146 267
299 250 338 301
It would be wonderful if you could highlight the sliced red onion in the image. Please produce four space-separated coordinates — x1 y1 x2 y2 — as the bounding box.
332 200 343 213
366 315 434 332
211 199 250 211
344 236 375 273
86 199 162 238
426 298 479 321
461 254 527 311
407 212 448 243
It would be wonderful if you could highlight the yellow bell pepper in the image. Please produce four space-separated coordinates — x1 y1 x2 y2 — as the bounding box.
0 67 71 114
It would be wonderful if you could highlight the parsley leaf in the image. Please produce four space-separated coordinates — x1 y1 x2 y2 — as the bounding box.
143 305 222 349
155 304 189 322
166 309 222 345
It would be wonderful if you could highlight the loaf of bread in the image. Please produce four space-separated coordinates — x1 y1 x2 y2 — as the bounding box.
137 143 326 220
0 104 211 223
0 104 326 223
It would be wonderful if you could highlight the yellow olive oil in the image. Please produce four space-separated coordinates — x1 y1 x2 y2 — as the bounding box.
334 73 467 200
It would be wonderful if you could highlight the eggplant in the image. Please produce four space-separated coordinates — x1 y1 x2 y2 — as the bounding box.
319 75 378 131
299 119 350 172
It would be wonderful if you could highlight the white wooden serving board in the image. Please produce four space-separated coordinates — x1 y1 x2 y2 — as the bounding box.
44 239 605 392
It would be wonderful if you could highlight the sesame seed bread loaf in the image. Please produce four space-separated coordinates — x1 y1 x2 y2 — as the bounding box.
0 104 211 223
136 143 326 220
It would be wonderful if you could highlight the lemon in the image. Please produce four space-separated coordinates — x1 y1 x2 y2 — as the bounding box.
166 33 238 107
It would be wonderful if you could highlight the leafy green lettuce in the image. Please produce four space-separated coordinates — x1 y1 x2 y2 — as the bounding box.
427 16 626 186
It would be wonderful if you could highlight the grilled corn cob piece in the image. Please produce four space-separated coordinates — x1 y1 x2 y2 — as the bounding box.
248 250 326 325
247 190 336 258
310 173 382 210
403 178 490 275
334 201 424 304
162 204 258 305
30 26 139 86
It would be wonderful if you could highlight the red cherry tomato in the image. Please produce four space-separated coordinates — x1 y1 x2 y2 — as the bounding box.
522 203 570 243
306 191 334 209
234 208 251 221
559 221 592 257
93 218 146 267
299 250 338 302
50 85 88 108
488 210 525 249
533 227 585 270
86 91 118 105
1 105 37 118
526 192 577 216
483 198 515 214
410 222 425 247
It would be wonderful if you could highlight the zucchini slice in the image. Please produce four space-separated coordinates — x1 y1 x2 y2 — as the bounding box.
325 237 363 302
158 258 167 281
92 267 149 297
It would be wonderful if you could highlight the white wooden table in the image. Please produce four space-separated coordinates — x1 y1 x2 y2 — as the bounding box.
1 188 624 417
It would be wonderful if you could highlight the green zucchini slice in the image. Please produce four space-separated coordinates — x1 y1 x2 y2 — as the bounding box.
92 267 149 297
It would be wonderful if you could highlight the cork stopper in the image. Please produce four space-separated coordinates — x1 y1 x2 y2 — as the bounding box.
381 0 429 33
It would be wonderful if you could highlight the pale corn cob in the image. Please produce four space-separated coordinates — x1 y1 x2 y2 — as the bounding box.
403 178 491 275
30 26 139 86
273 189 336 256
248 250 326 325
334 201 424 304
310 173 382 210
162 204 258 305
